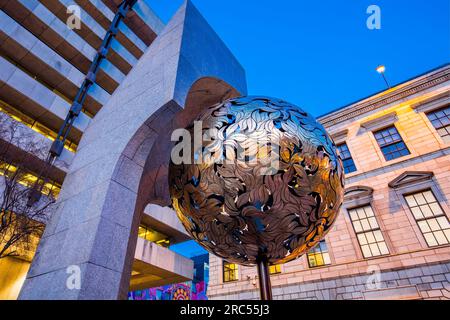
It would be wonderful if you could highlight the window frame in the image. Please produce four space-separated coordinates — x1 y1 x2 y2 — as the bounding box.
306 240 332 268
268 264 282 274
425 105 450 144
347 204 390 259
342 188 393 260
222 260 239 283
373 125 410 161
337 142 357 174
392 178 450 249
403 189 450 247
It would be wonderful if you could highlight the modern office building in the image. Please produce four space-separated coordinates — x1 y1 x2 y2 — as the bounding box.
0 0 196 300
207 64 450 300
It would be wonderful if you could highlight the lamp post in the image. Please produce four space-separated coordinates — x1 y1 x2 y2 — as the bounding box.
376 65 391 88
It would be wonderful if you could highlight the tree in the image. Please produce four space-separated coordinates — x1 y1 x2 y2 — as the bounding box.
0 111 55 260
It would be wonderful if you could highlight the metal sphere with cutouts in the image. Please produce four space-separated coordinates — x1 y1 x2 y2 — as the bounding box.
169 96 344 266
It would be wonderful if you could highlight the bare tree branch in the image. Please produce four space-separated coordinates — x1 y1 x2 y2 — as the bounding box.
0 112 54 260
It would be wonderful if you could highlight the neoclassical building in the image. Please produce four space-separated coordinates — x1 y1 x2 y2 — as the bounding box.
207 64 450 300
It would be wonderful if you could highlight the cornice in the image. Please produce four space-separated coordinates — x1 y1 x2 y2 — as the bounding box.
318 66 450 128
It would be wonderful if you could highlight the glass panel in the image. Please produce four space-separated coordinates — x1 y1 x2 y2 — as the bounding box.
424 233 438 246
433 231 447 245
429 203 443 215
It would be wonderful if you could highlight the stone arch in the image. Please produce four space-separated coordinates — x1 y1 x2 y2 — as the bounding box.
19 1 247 300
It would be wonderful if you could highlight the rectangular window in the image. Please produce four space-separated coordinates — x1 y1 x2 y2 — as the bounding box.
373 126 410 161
269 264 281 274
404 190 450 247
307 240 331 268
137 225 170 247
426 106 450 143
348 205 389 258
223 261 238 282
337 143 357 174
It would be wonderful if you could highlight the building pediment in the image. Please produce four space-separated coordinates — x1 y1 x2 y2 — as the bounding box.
330 129 349 145
388 171 434 189
344 185 374 201
360 111 398 132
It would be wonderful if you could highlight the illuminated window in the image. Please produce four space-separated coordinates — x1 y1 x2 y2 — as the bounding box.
269 264 281 274
373 126 410 161
404 190 450 247
307 240 331 268
137 225 170 247
426 106 450 143
0 160 61 197
337 143 357 174
0 100 78 152
348 205 389 258
223 261 238 282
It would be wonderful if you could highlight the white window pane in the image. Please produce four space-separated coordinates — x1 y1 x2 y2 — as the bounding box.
353 221 362 233
323 253 331 265
429 203 443 215
378 242 389 255
434 231 449 245
428 218 441 231
374 230 384 242
361 219 371 231
414 193 427 205
444 229 450 242
358 233 368 245
349 210 358 221
421 205 434 218
405 195 417 207
365 231 376 244
418 221 431 233
357 208 366 219
423 191 436 203
437 216 450 229
424 233 438 246
411 207 423 219
369 243 381 256
365 206 375 217
361 245 372 258
368 217 379 229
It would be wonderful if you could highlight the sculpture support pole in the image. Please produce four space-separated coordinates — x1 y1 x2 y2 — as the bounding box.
257 257 272 300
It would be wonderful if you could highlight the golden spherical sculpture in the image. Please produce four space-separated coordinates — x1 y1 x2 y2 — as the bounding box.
169 96 344 267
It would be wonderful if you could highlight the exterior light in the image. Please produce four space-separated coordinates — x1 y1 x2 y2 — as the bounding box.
376 65 386 73
376 65 390 88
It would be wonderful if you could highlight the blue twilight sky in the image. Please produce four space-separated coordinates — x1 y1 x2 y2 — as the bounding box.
151 0 449 257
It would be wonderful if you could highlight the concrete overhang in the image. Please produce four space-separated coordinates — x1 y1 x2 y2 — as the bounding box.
0 56 89 143
0 113 73 180
72 0 148 58
130 237 194 291
103 0 165 46
0 0 124 95
142 204 191 244
0 11 110 115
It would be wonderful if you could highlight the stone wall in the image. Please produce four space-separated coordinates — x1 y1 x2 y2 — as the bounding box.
209 262 450 300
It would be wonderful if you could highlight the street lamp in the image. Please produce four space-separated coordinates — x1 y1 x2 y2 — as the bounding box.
376 65 391 88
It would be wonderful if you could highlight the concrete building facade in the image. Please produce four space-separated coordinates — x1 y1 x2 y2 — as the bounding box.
0 0 245 300
207 65 450 300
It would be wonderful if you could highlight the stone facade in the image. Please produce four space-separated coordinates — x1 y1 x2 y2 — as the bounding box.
207 64 450 300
